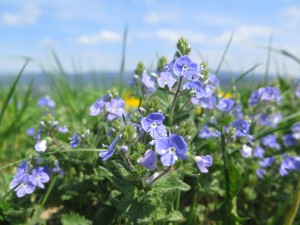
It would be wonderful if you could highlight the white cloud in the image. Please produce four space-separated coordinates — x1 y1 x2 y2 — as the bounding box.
156 29 207 44
38 38 59 47
285 6 300 28
77 30 122 45
144 11 179 24
1 2 40 25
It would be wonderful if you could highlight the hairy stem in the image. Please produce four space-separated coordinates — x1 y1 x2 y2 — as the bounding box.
283 178 300 225
170 76 183 125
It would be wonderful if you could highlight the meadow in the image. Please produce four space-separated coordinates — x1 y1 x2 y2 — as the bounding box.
0 37 300 225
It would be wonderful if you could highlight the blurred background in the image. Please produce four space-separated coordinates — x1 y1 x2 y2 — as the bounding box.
0 0 300 78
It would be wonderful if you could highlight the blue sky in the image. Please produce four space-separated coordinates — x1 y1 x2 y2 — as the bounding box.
1 0 300 76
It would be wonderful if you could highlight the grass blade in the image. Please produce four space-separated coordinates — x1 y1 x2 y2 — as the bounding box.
215 32 234 75
231 63 262 86
0 60 29 127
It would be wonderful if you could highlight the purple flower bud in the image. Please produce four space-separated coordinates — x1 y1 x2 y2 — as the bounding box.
70 133 79 148
241 144 252 157
195 155 213 173
138 150 157 170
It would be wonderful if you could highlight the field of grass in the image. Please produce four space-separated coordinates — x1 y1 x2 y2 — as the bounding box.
0 37 300 225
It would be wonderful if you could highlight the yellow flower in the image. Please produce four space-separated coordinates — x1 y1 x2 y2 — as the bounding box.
195 107 202 115
123 92 140 111
218 91 232 99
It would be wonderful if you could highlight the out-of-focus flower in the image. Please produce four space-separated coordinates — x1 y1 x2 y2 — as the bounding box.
34 140 47 153
70 133 79 148
38 97 56 109
106 98 125 121
195 155 213 173
90 98 106 116
157 71 176 90
141 71 156 93
259 156 275 168
283 134 297 147
241 145 252 157
261 134 281 150
279 155 300 176
123 92 140 111
256 168 267 179
199 125 220 139
253 145 265 158
232 119 250 137
217 98 235 112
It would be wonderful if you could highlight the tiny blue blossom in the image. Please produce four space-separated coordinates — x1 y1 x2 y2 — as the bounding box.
248 86 281 106
256 168 267 179
199 125 220 139
261 134 281 150
198 96 216 110
30 167 50 189
279 155 300 176
89 98 106 116
217 98 235 112
70 133 79 148
232 119 250 137
141 71 156 93
141 113 167 140
292 122 300 139
138 150 157 170
283 134 297 147
173 55 198 80
38 96 56 108
10 174 35 198
26 128 35 136
295 83 300 98
157 72 176 90
106 98 125 121
183 80 204 97
253 145 265 158
155 134 188 166
259 156 275 168
57 126 69 133
195 155 213 173
99 136 118 161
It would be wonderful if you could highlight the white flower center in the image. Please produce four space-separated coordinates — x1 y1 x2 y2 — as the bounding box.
151 122 157 128
36 175 41 180
183 65 189 70
21 183 27 188
164 79 169 85
169 146 176 153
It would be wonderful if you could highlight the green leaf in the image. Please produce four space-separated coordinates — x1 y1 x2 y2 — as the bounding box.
61 212 92 225
167 210 184 222
228 165 243 200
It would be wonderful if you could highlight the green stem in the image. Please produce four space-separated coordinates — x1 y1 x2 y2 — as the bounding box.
283 178 300 225
41 175 58 207
170 76 183 125
147 166 172 188
221 127 231 220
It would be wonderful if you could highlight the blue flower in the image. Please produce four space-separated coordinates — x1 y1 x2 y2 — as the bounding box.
295 83 300 98
279 155 300 176
198 96 216 110
38 96 56 108
248 86 281 106
70 133 79 148
138 150 157 170
195 155 213 173
283 134 297 147
30 167 50 189
292 122 300 139
183 80 204 97
141 71 156 93
232 119 249 137
157 71 176 90
261 134 281 150
199 125 220 139
259 156 275 168
253 145 265 158
57 125 69 133
99 136 118 161
141 113 167 140
217 98 235 112
155 134 188 166
207 73 219 91
257 113 282 127
106 98 125 121
163 53 177 72
256 168 267 179
10 173 35 198
90 98 106 116
173 55 198 80
26 128 35 136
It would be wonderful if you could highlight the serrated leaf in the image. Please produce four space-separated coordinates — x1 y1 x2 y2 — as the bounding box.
228 165 243 200
167 210 184 222
61 212 92 225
